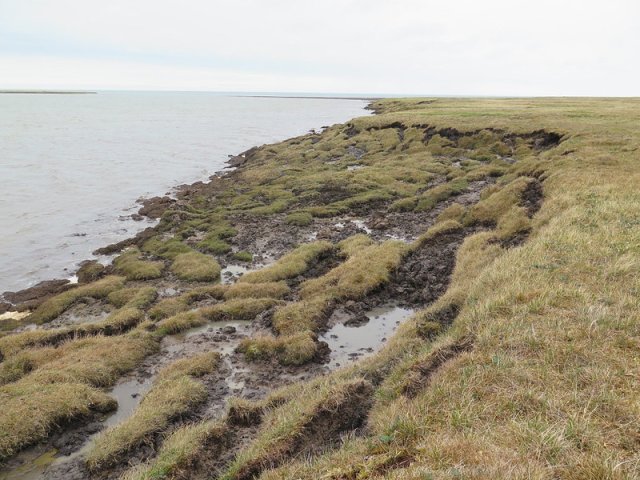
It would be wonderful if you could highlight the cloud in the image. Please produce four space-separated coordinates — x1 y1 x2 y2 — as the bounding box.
0 0 638 94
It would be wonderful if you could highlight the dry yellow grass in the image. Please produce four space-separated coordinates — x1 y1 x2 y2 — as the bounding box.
223 281 290 300
0 331 158 460
238 241 333 283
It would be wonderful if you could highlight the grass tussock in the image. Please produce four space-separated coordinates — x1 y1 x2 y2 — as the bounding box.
285 211 313 226
0 382 116 461
271 295 329 336
107 286 157 309
0 329 73 359
26 275 126 324
300 240 407 300
155 311 205 335
233 251 253 262
223 281 289 300
114 247 165 280
142 237 192 260
0 331 158 460
87 352 220 471
149 296 191 321
170 251 221 282
239 331 318 366
337 233 375 257
197 225 237 254
238 241 333 283
149 286 226 320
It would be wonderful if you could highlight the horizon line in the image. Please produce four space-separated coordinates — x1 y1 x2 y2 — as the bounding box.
1 89 639 99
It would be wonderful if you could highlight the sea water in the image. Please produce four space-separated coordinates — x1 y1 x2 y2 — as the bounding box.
0 92 367 293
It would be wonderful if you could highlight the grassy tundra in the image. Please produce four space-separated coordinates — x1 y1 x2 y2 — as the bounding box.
1 97 639 479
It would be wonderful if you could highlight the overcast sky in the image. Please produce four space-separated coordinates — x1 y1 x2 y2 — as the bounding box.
0 0 638 95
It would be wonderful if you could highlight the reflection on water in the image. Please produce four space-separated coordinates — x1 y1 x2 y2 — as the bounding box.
221 264 251 284
321 305 414 369
0 448 57 480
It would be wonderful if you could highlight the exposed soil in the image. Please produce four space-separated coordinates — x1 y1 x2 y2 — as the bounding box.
520 178 544 217
384 227 480 307
136 196 176 219
2 279 72 311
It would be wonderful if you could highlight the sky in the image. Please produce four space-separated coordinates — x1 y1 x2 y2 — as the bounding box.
0 0 638 95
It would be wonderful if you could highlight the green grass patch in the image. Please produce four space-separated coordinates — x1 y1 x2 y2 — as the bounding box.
233 251 253 262
170 252 221 282
285 211 313 226
239 241 333 283
114 248 165 280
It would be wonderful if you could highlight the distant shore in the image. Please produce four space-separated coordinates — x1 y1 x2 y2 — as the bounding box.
0 90 97 94
237 94 382 101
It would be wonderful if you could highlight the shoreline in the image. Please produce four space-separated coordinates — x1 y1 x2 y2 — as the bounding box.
0 95 369 296
234 95 382 101
3 97 631 479
0 90 97 94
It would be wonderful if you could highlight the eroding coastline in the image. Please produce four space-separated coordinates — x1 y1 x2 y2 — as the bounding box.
0 97 564 479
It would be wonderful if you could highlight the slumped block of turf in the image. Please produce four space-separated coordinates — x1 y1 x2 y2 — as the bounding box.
87 352 221 471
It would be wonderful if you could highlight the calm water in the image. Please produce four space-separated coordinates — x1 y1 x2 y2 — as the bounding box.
0 92 367 293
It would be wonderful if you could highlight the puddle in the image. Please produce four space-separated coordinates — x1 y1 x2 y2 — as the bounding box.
221 264 250 284
347 164 364 171
104 378 154 429
352 219 372 234
55 376 153 465
321 305 414 369
158 286 179 297
0 376 154 480
163 320 251 357
0 447 57 480
334 219 372 234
